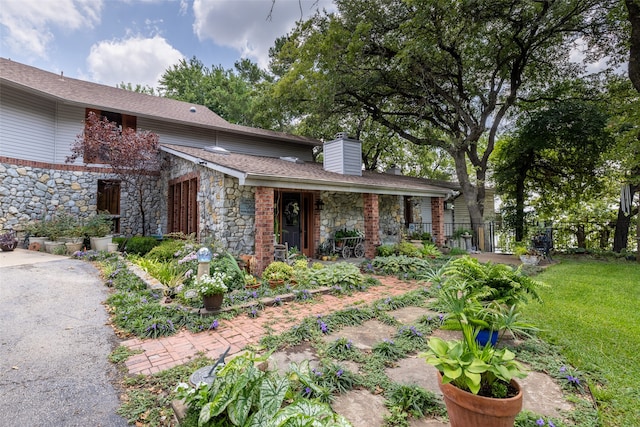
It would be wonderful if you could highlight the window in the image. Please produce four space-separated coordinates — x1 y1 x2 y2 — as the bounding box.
168 175 198 235
97 180 121 233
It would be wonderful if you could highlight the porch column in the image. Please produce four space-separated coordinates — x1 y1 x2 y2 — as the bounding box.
363 193 380 258
255 186 274 274
431 197 445 246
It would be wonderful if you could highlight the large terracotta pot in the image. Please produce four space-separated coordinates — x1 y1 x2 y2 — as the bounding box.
437 372 522 427
203 293 224 311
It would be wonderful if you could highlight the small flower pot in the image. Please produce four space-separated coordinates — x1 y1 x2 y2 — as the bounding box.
65 242 83 255
203 293 224 311
268 279 285 289
475 330 499 347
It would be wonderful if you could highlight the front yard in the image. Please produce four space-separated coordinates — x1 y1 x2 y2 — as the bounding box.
90 240 639 426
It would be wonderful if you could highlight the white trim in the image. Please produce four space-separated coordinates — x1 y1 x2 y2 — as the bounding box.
161 146 247 184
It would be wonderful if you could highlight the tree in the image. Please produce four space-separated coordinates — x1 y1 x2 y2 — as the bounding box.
67 112 161 235
272 0 617 238
494 100 611 242
158 57 275 128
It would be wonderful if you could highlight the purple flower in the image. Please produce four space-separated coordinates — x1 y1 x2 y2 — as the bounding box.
548 422 556 427
251 291 258 298
336 369 343 377
566 375 580 385
536 419 545 426
209 320 219 330
320 322 328 334
559 366 566 373
304 386 311 396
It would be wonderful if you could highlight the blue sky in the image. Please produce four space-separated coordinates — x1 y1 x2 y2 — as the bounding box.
0 0 334 88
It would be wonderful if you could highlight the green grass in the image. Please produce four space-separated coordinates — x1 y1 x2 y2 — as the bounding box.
521 260 640 427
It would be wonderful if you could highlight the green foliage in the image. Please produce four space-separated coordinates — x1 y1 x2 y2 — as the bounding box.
309 262 366 290
146 239 191 262
369 256 435 278
395 241 422 258
449 247 468 256
372 339 406 361
175 353 350 427
521 261 640 426
262 261 294 282
420 243 441 258
108 345 142 364
376 244 396 257
421 324 527 396
385 384 445 419
115 236 160 255
325 337 360 361
211 253 245 291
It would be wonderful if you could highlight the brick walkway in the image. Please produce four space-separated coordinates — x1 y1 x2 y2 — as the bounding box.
122 277 421 375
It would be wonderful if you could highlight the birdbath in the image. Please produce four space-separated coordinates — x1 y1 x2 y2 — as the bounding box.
462 233 473 251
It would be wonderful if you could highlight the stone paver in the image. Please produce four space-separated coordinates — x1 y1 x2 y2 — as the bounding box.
330 389 389 427
122 276 417 374
322 319 397 350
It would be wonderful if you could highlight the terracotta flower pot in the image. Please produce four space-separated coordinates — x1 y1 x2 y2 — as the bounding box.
268 279 285 289
203 293 224 311
437 371 522 427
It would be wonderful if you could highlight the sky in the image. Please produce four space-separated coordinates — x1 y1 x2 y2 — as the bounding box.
0 0 334 89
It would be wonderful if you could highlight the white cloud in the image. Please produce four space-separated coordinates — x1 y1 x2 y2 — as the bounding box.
0 0 101 58
87 35 184 87
192 0 334 68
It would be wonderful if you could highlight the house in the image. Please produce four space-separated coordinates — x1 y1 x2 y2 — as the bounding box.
0 58 454 272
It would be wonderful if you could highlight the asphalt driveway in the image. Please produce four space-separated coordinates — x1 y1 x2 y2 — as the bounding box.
0 249 127 426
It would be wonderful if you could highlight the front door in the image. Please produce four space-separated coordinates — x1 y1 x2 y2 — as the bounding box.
278 191 315 258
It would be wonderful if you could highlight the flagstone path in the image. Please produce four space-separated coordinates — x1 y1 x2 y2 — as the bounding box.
122 276 420 375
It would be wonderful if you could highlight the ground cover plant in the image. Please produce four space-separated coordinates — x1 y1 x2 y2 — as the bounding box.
520 260 640 427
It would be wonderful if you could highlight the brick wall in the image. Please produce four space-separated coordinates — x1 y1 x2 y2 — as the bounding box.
254 187 274 274
431 197 445 245
363 193 380 258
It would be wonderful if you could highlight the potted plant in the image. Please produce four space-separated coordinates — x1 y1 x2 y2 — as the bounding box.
244 273 260 289
195 272 228 311
422 322 527 427
262 261 294 288
84 212 113 251
514 245 540 266
0 230 18 251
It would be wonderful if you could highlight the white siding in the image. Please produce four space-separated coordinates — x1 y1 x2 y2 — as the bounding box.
420 197 432 223
217 132 313 161
0 85 56 162
139 118 313 161
453 189 496 224
54 104 85 163
138 117 216 147
323 139 362 176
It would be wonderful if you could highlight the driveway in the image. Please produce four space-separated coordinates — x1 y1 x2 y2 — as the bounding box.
0 249 127 426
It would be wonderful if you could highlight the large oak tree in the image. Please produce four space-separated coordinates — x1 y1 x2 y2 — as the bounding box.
272 0 618 237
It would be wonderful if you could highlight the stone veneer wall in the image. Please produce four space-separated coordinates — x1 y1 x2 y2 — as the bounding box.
0 159 160 236
318 192 364 241
378 194 404 244
162 155 255 255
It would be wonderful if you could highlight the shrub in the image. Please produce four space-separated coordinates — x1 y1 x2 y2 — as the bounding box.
146 239 190 262
114 236 160 255
395 241 422 257
309 262 365 289
376 244 396 257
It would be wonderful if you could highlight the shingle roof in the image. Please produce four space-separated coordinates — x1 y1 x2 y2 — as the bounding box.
0 57 319 147
162 144 453 197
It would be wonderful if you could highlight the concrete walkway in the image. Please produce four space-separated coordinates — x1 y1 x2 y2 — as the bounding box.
0 249 127 426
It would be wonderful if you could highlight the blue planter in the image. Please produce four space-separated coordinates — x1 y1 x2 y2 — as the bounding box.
476 330 499 346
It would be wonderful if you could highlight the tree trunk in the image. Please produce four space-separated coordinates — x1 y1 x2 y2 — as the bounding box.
576 224 586 249
627 0 640 92
515 174 526 242
452 151 485 247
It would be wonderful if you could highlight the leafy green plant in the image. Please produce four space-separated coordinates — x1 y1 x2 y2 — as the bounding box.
114 236 160 255
449 247 468 255
325 337 360 361
84 211 113 237
420 243 441 257
385 384 445 418
377 244 396 257
262 261 294 282
146 239 191 262
395 241 422 257
175 353 350 426
372 339 406 361
310 262 365 289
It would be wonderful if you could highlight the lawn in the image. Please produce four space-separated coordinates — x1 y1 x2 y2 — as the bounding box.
521 260 640 427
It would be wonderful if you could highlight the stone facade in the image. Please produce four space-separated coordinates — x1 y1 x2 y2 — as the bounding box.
162 155 255 255
379 194 404 245
0 159 160 237
319 191 364 241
